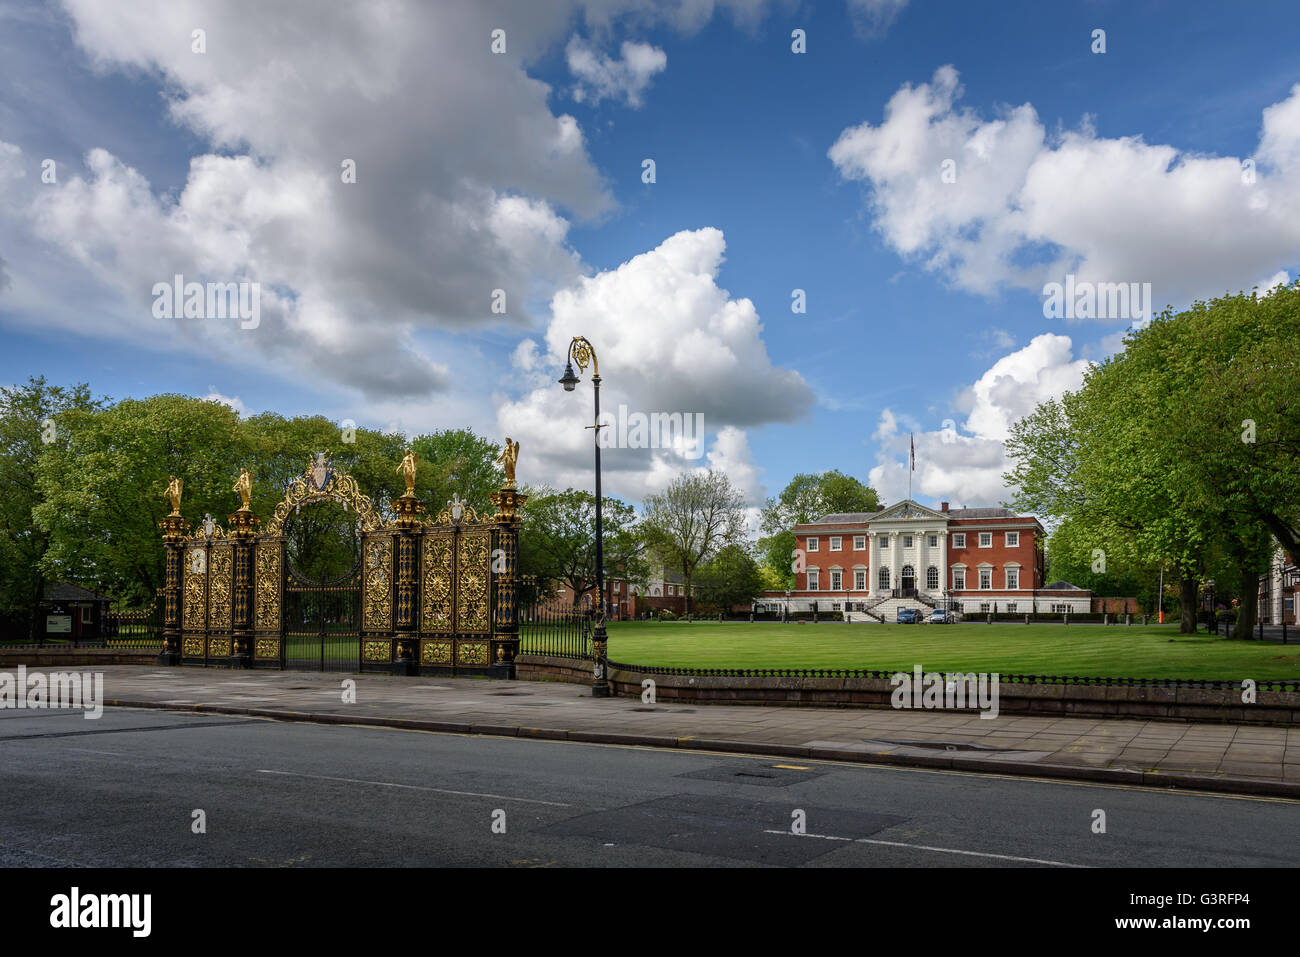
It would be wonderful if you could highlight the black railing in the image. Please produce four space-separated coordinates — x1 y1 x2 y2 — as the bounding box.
602 660 1300 691
519 600 593 659
103 603 163 649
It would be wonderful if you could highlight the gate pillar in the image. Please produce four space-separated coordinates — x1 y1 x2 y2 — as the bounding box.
158 510 190 666
489 486 528 679
390 493 425 676
227 507 260 669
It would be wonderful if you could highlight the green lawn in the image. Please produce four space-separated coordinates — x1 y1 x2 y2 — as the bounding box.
601 621 1300 680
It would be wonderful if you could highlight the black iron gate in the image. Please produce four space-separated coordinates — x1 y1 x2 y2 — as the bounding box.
283 579 361 672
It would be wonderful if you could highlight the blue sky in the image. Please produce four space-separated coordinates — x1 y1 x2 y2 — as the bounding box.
2 0 1298 519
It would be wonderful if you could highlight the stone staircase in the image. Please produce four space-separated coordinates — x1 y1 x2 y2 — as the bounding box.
844 595 937 623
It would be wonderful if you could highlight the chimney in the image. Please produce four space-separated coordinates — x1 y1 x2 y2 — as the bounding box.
940 501 949 513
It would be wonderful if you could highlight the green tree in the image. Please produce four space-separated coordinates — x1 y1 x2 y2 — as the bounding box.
694 543 763 612
32 395 246 608
757 470 880 587
519 488 646 606
641 470 748 619
1006 282 1300 634
410 428 506 518
0 377 102 637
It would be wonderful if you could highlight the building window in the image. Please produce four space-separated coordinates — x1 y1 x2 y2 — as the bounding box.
979 532 992 548
830 536 842 551
928 534 938 548
979 568 992 589
853 536 866 551
878 567 890 590
903 535 913 548
830 570 843 590
1006 568 1019 589
808 569 819 590
927 566 939 590
1006 531 1019 547
979 603 991 613
879 534 890 549
1051 603 1069 614
953 569 966 589
854 569 866 590
831 603 841 611
1007 602 1017 613
952 533 965 548
807 537 819 552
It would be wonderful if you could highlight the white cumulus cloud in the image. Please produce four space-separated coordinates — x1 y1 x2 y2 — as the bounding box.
566 37 667 107
497 227 809 504
868 333 1091 507
830 66 1300 309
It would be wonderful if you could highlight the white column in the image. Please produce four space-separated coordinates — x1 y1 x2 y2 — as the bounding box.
890 530 900 595
919 530 929 593
940 531 948 597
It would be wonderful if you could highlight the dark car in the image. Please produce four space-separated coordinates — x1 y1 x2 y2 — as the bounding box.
928 609 954 624
896 608 920 624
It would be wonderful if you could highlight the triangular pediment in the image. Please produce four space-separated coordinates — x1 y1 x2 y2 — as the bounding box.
871 500 946 522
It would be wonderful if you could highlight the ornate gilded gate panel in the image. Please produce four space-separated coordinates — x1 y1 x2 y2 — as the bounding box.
455 527 493 667
417 505 496 673
253 538 283 665
180 519 228 664
181 540 207 661
207 541 234 658
360 531 394 669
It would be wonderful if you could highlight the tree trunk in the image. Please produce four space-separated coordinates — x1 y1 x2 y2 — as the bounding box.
1178 577 1197 634
1233 566 1260 640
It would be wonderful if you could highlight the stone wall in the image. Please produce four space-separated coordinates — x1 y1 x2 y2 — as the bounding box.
0 648 158 668
516 654 1300 725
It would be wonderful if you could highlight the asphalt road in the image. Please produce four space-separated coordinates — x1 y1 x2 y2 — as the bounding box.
1 706 1296 867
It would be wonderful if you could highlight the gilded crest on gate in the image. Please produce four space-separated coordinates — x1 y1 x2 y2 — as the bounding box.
309 451 334 492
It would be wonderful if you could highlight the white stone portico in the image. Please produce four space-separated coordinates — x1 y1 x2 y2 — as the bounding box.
866 500 948 599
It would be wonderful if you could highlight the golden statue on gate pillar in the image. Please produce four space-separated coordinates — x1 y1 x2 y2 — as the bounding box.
233 468 253 511
496 437 519 489
165 476 183 516
397 447 418 497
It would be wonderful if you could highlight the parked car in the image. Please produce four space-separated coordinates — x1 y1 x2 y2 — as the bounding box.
896 608 920 624
928 609 954 624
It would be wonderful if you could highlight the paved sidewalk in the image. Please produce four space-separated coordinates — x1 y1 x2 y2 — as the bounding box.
86 666 1300 798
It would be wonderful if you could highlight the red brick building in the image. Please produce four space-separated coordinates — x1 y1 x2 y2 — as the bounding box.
764 500 1094 617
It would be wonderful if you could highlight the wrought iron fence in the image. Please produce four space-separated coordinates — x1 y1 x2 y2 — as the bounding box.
601 661 1300 692
519 599 592 659
103 602 163 651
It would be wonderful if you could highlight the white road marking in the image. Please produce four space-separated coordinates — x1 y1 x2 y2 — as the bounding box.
762 830 1086 867
255 769 573 807
60 747 123 756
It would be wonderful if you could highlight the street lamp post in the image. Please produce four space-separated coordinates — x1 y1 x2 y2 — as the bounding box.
559 336 611 698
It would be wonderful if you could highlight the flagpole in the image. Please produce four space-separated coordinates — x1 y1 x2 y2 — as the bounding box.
908 432 914 502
